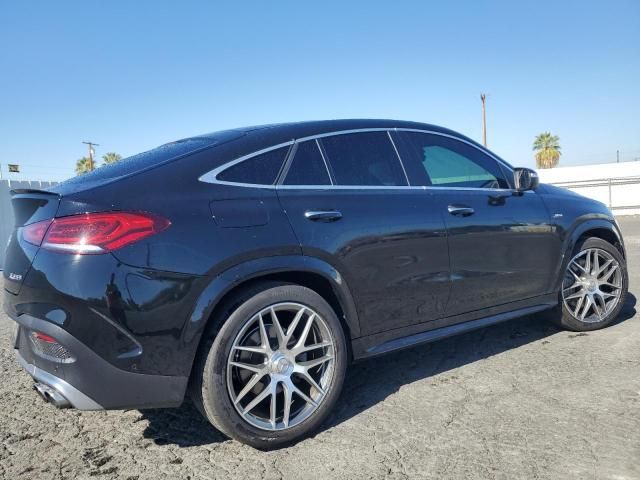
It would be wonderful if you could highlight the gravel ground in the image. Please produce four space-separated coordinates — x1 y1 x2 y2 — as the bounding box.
1 217 639 480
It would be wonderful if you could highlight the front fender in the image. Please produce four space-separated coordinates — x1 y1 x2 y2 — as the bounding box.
181 254 360 364
552 215 624 291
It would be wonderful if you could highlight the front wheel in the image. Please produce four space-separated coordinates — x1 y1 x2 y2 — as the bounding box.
549 237 628 331
192 283 347 449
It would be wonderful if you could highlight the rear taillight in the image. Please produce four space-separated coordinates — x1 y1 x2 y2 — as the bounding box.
22 219 53 246
23 212 170 254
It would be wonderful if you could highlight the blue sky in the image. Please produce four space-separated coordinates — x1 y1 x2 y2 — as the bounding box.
1 0 639 181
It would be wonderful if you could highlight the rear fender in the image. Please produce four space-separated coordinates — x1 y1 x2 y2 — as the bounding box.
182 255 360 357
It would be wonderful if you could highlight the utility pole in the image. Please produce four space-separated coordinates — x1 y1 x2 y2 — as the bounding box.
480 93 487 147
82 141 99 171
616 150 620 163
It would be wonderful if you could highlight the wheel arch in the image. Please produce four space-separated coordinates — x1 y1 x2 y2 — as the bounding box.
567 218 625 257
182 255 360 379
553 217 625 291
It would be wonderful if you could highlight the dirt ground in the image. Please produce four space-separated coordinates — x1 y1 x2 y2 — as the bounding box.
1 217 638 480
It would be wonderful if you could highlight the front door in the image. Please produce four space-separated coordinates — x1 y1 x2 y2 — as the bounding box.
394 130 559 317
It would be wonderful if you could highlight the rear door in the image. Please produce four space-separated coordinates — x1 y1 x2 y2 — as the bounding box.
394 131 558 317
276 131 451 336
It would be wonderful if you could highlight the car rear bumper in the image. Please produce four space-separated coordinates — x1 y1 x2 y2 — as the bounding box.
15 350 103 410
11 312 188 410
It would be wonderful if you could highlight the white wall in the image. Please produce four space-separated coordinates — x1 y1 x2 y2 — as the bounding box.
537 161 640 216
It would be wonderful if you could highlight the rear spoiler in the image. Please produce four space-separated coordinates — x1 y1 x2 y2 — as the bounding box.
11 188 60 197
9 189 62 227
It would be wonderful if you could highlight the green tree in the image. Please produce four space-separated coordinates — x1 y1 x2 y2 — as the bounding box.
75 157 93 175
102 152 122 165
533 132 561 169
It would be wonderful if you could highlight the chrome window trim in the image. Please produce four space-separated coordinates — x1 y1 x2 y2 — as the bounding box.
275 141 298 185
315 138 334 186
392 128 514 172
295 127 394 142
395 128 514 189
198 127 516 191
387 131 411 186
198 140 295 186
278 138 334 187
272 184 528 193
277 184 430 191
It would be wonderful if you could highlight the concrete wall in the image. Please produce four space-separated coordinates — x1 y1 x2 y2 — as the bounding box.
0 180 58 270
538 161 640 216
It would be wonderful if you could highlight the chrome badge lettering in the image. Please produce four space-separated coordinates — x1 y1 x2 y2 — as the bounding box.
9 272 22 281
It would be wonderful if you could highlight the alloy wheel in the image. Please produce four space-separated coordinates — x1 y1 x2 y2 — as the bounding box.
226 302 336 431
562 248 623 323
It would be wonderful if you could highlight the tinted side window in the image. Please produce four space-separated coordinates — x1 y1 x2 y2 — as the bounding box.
397 132 509 189
217 146 289 185
320 132 407 186
283 140 331 185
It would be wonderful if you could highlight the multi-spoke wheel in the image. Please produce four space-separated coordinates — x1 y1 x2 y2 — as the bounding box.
227 303 335 430
191 283 347 449
562 248 623 322
549 237 627 331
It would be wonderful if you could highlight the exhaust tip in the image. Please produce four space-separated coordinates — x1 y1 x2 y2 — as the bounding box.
33 382 71 409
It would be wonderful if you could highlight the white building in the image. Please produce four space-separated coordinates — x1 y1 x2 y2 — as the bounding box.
537 161 640 216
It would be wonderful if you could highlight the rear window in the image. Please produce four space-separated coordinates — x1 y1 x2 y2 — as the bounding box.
53 130 245 192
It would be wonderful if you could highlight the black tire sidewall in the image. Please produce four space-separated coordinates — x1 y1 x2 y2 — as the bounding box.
558 237 628 331
199 284 347 449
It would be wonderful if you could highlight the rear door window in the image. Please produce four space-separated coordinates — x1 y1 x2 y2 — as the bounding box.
282 140 331 186
319 132 407 186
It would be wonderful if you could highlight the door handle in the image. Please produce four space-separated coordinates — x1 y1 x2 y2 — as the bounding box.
304 210 343 222
447 205 475 217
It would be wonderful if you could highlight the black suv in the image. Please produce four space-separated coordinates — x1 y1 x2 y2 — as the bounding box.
4 119 628 448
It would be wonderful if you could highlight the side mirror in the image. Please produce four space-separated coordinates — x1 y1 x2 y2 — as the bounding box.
513 167 539 192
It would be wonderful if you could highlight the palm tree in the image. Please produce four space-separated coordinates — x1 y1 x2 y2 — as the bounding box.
102 152 122 165
75 157 93 175
533 132 561 169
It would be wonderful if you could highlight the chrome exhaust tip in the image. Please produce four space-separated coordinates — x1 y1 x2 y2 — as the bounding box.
33 382 71 408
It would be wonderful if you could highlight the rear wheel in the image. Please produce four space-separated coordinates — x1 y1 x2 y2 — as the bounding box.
192 283 347 449
549 237 627 331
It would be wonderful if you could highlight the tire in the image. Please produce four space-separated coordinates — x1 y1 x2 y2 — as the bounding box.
191 282 347 449
546 236 628 332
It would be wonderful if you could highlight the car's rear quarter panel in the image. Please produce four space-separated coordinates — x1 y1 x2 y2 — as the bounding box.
6 141 303 383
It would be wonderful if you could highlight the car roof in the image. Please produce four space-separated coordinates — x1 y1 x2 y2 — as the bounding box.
193 119 470 145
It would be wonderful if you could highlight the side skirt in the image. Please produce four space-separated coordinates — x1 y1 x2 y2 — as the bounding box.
352 294 557 359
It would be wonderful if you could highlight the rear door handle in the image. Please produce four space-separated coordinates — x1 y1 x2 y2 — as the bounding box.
304 210 343 222
447 205 475 217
